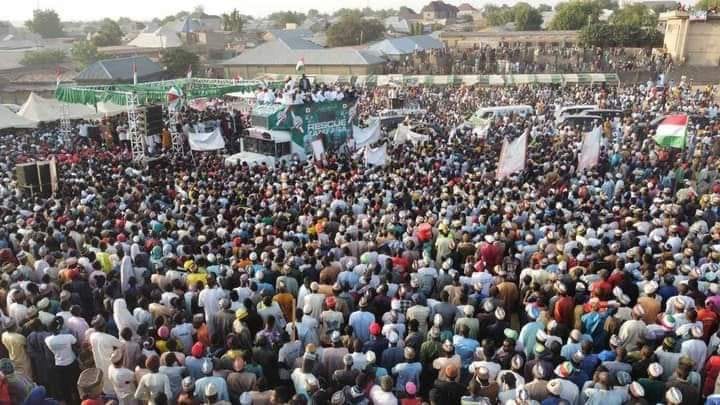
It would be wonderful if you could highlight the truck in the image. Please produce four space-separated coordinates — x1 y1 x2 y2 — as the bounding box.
225 99 356 167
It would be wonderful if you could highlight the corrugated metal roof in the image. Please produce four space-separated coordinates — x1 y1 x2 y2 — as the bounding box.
75 56 162 81
368 35 445 56
222 40 384 66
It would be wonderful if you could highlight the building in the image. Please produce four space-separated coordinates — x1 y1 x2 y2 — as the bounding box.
221 39 384 78
75 56 164 84
384 17 412 34
367 35 445 59
660 10 720 66
440 30 580 49
422 1 459 21
128 27 183 49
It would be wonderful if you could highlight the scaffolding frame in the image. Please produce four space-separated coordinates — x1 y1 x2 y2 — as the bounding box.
126 93 146 162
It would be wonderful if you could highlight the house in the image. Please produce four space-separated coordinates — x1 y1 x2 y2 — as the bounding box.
221 39 384 78
421 1 459 21
196 15 223 32
385 17 412 34
660 10 720 66
74 56 164 84
368 34 445 59
128 27 183 49
458 3 479 18
399 7 422 21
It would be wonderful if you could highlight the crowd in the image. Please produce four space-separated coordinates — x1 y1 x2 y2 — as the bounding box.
0 72 718 405
383 46 673 77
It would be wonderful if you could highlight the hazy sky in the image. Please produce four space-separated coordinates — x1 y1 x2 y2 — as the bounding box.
7 0 533 22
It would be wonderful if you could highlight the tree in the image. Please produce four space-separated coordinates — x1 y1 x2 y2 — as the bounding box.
548 1 601 30
326 14 385 47
483 3 542 30
191 5 206 17
71 40 101 68
19 49 66 66
25 9 64 38
513 3 543 30
222 9 243 32
92 18 124 47
410 22 425 36
307 9 320 18
580 21 662 48
160 48 200 77
695 0 720 10
269 11 306 28
609 4 657 27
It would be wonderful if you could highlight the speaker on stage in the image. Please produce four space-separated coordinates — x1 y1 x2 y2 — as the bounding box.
146 105 164 136
15 163 38 191
14 160 57 196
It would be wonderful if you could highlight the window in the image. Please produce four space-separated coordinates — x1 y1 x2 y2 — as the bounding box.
243 137 276 156
276 142 291 157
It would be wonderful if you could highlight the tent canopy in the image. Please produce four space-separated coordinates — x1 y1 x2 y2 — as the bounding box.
55 78 268 107
0 105 37 130
19 92 97 122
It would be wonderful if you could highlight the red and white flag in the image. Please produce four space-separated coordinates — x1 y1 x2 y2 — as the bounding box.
497 133 527 179
655 114 688 149
132 62 138 85
578 126 602 172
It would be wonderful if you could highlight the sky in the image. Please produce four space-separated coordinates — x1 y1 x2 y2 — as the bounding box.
6 0 537 23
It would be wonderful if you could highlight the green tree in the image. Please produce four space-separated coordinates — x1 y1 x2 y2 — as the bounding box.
695 0 719 9
191 5 206 17
19 49 66 66
269 11 306 28
548 1 601 30
581 21 662 48
326 14 385 47
222 9 243 32
609 4 657 27
483 5 513 26
71 40 101 68
25 9 64 38
513 3 543 30
160 48 200 77
92 18 124 47
307 9 320 18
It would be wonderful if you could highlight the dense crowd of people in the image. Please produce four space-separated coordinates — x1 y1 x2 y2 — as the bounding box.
383 46 673 77
0 72 719 405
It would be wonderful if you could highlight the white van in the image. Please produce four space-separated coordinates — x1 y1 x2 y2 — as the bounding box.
224 127 295 168
470 105 534 127
554 105 597 122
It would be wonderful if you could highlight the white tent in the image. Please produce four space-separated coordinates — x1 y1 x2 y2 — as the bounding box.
95 101 128 116
0 105 37 130
18 92 97 122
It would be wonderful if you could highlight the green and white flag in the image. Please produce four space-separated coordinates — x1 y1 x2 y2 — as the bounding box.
655 115 688 149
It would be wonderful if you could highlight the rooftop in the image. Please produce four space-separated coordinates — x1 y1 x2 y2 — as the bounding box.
222 40 384 66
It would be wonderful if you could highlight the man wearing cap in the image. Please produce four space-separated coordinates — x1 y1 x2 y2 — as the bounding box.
198 277 225 339
543 379 563 405
381 330 405 371
561 330 584 361
392 347 421 394
525 363 550 402
637 282 661 324
618 305 647 352
519 304 544 358
134 355 172 403
332 354 358 391
108 348 137 405
348 297 375 344
431 364 465 404
193 359 229 403
666 359 700 405
322 331 349 379
88 316 122 395
369 375 397 405
680 325 707 372
553 281 575 328
638 363 665 404
320 296 344 341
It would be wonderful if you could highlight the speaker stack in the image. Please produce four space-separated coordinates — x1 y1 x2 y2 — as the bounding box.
145 105 164 136
15 160 57 197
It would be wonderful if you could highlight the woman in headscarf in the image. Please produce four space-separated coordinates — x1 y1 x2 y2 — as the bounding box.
114 298 139 336
120 254 134 294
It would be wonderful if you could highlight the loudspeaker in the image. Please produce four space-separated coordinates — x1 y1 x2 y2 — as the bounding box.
146 105 164 136
15 163 38 190
14 160 57 196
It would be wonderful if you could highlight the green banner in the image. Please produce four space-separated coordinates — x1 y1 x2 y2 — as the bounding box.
254 101 355 152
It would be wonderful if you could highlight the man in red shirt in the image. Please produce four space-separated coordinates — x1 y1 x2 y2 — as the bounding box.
553 281 575 328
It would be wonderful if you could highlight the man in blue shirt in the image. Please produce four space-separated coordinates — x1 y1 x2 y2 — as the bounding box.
453 324 480 368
